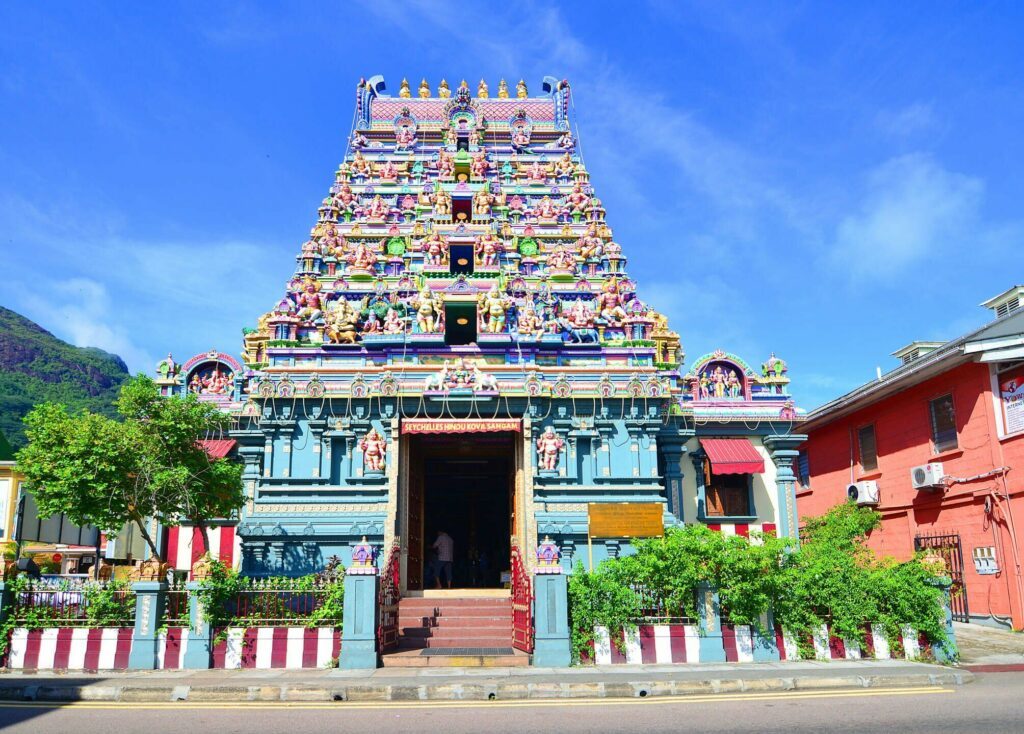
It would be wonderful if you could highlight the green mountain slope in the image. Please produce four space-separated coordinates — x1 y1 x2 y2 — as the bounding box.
0 306 131 448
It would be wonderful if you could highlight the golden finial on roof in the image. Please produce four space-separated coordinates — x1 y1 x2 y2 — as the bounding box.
418 78 430 98
477 79 489 98
399 78 411 98
459 79 469 91
438 79 451 98
497 79 510 98
516 79 528 98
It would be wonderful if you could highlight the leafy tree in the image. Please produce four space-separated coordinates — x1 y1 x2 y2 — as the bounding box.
15 376 244 560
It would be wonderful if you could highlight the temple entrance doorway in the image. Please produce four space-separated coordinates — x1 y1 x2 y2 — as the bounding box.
404 431 516 592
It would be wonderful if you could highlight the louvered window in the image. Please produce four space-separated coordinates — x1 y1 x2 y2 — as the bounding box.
930 394 958 452
858 424 878 472
996 297 1019 318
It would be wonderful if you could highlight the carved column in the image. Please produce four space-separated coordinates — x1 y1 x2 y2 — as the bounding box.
659 439 687 522
763 435 807 542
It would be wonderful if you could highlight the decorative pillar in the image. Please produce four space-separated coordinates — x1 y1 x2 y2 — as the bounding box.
696 582 726 662
659 439 687 522
763 435 806 541
690 451 708 520
129 580 167 669
340 539 379 670
533 538 571 667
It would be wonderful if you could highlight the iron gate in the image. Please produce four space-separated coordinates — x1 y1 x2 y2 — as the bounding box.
510 539 534 653
914 531 969 623
377 539 401 653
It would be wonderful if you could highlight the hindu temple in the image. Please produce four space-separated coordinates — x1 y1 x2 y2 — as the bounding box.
157 75 805 601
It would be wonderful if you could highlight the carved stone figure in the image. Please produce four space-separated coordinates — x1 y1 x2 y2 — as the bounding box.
478 285 509 333
420 231 449 266
536 427 564 471
470 149 490 178
413 288 442 333
294 277 324 323
347 241 378 272
325 299 359 344
382 307 405 334
596 277 629 325
359 429 387 472
475 232 502 268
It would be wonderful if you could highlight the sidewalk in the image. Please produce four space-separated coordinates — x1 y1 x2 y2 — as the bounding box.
0 660 972 703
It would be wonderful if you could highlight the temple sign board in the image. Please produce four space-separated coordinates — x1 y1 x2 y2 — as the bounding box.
587 503 664 539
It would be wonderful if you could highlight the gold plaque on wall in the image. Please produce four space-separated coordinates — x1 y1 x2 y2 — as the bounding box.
587 503 664 539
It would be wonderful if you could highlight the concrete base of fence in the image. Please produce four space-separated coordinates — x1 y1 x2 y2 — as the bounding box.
339 573 377 670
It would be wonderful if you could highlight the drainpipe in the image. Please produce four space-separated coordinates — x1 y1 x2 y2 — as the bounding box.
992 438 1024 629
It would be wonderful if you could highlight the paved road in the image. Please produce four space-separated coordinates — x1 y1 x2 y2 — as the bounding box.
0 673 1020 734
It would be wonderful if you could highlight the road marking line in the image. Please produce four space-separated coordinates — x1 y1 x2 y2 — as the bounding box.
0 686 953 711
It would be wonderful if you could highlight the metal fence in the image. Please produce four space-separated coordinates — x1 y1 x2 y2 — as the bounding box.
630 584 697 625
226 577 338 626
11 579 136 627
163 580 191 627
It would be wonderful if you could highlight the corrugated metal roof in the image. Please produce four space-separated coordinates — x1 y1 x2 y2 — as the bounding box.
198 439 236 459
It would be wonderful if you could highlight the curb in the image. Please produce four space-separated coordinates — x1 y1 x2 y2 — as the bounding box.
0 671 973 703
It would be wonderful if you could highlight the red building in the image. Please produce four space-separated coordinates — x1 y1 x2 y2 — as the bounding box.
799 286 1024 631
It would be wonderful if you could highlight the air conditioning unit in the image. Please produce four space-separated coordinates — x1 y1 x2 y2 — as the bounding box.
911 462 946 491
847 480 880 506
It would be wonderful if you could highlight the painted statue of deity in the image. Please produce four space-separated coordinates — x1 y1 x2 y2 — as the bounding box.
546 245 577 273
478 285 509 333
727 369 742 398
378 160 399 182
536 427 564 472
552 151 575 178
350 131 369 150
711 365 727 398
413 288 442 333
517 303 544 337
365 195 390 221
576 223 603 260
325 298 359 344
346 241 378 272
511 126 531 151
359 429 387 472
293 277 324 323
395 124 417 149
350 150 371 177
417 185 433 207
470 149 490 178
525 160 547 184
596 277 629 325
535 195 560 220
566 181 591 214
419 231 449 266
320 224 345 258
557 131 575 151
508 195 525 214
436 149 455 178
475 232 502 268
433 187 452 217
382 307 405 334
319 195 339 222
473 186 493 217
335 182 356 209
361 309 382 334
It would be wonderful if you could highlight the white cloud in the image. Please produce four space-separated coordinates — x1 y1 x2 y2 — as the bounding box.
875 103 937 137
830 153 983 277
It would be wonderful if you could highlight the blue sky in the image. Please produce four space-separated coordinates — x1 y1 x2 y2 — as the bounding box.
1 1 1022 408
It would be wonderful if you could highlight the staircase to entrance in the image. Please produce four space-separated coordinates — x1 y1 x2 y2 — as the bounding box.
382 592 529 667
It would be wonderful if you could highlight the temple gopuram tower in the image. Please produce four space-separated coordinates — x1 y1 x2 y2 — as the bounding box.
158 75 805 593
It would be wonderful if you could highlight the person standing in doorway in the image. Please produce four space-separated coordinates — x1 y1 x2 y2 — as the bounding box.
432 529 454 589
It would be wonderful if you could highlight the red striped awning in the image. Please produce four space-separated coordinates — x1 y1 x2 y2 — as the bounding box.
199 439 236 459
702 438 764 475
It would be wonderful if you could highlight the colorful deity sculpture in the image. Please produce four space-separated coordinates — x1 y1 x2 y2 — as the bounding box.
566 181 591 214
395 124 416 149
346 240 378 272
436 149 455 178
478 284 509 333
325 299 359 344
412 288 442 333
524 160 547 184
552 151 575 179
382 307 405 334
470 148 490 178
727 369 742 398
475 232 502 268
335 182 356 210
294 277 324 323
536 427 564 471
359 429 387 472
365 195 390 220
511 125 531 151
546 245 577 273
361 309 382 334
576 223 603 260
419 231 449 266
517 303 545 337
321 223 346 258
433 187 452 217
596 277 629 325
473 186 493 217
535 195 560 219
378 160 400 182
349 150 371 177
350 131 369 150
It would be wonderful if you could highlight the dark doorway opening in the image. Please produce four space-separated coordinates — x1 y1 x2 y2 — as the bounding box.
450 244 474 274
444 303 477 345
452 197 472 222
456 134 470 152
406 433 515 590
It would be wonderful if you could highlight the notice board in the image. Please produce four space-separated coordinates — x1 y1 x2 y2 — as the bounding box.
587 502 664 539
